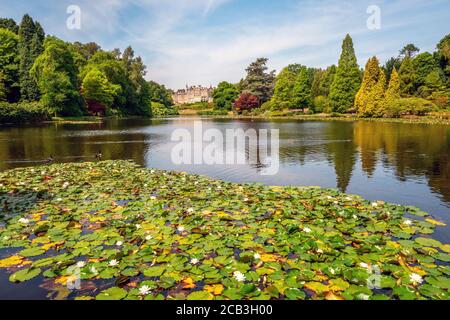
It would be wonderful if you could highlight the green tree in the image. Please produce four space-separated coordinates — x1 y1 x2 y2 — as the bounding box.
383 57 402 83
329 34 361 113
398 57 415 96
292 67 312 110
30 37 83 116
412 52 445 98
399 43 420 59
0 72 6 101
148 80 174 107
0 18 19 33
212 81 239 110
18 14 44 101
436 34 450 82
81 68 119 107
270 66 298 110
241 57 275 104
0 28 20 102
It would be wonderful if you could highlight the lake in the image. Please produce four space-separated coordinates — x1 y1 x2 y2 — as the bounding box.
0 117 449 242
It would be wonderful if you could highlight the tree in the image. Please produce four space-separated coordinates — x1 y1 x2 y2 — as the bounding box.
270 66 298 110
0 18 19 33
383 57 402 83
355 57 386 117
0 72 6 101
292 67 312 110
212 81 239 110
398 57 415 96
234 92 260 114
30 37 83 116
241 58 275 104
18 14 44 101
412 52 445 98
148 81 174 107
0 28 20 102
436 34 450 82
329 34 361 113
385 67 400 107
81 68 120 109
399 43 420 59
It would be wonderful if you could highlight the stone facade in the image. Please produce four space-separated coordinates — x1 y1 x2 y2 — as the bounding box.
172 85 214 105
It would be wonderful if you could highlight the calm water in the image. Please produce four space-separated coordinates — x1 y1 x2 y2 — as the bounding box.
0 118 449 243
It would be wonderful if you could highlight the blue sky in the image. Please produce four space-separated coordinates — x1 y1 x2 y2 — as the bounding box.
0 0 449 89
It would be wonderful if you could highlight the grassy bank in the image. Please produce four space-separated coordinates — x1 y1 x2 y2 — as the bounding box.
0 161 449 300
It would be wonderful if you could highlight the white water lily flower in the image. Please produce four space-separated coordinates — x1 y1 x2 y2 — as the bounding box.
358 294 370 300
403 220 412 226
135 224 141 229
150 196 156 200
410 273 423 284
18 218 30 224
346 197 352 201
371 202 378 207
329 268 335 275
327 196 333 199
359 262 370 269
62 182 69 188
353 215 358 219
244 198 249 202
145 235 153 241
56 198 63 202
254 253 261 260
90 266 97 274
177 226 185 232
190 258 199 265
109 259 119 267
116 241 123 246
76 261 86 268
233 271 246 282
150 170 155 174
303 227 312 233
317 249 324 254
139 285 151 296
187 208 194 213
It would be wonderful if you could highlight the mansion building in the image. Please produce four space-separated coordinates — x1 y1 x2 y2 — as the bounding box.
172 85 214 105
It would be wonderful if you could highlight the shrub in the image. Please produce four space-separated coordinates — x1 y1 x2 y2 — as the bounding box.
0 102 50 124
313 96 332 113
234 92 260 114
151 101 178 117
197 109 229 116
386 98 438 118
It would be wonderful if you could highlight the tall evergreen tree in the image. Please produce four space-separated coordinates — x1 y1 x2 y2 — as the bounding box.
0 28 20 102
292 67 312 110
0 18 19 33
329 34 361 113
398 57 415 96
241 58 275 104
385 67 400 106
18 14 44 101
356 57 386 117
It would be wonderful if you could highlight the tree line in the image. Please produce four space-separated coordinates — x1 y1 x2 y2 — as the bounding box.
0 14 174 123
212 34 450 117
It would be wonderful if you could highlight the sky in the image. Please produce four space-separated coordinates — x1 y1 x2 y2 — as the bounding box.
0 0 449 89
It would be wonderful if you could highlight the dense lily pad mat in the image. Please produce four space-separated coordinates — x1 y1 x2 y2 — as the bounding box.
0 161 449 300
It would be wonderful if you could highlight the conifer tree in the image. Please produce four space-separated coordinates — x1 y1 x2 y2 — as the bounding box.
385 67 400 106
292 67 312 110
18 14 44 101
329 34 361 113
371 70 387 117
398 57 415 96
355 57 381 115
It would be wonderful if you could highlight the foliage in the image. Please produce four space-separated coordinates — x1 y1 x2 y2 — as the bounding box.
81 68 120 109
18 14 44 102
0 160 448 300
0 28 19 102
30 37 84 117
399 43 420 59
436 34 450 82
197 109 229 116
383 57 402 84
240 58 275 104
313 96 332 113
0 18 19 33
0 101 49 123
148 81 174 108
385 68 400 108
270 66 299 110
356 57 386 117
386 97 438 118
234 92 260 114
329 34 361 113
312 65 336 98
212 81 239 111
151 101 178 117
292 67 313 110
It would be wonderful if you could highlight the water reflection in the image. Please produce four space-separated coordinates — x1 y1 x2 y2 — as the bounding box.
0 118 449 239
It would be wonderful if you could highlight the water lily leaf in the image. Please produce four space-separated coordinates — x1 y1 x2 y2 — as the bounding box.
186 291 213 300
96 287 128 300
425 218 446 226
204 284 224 295
415 237 442 247
19 247 46 257
143 265 166 277
284 288 306 300
9 268 41 282
0 255 29 268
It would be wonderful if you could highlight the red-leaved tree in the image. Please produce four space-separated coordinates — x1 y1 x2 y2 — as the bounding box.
234 92 260 114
